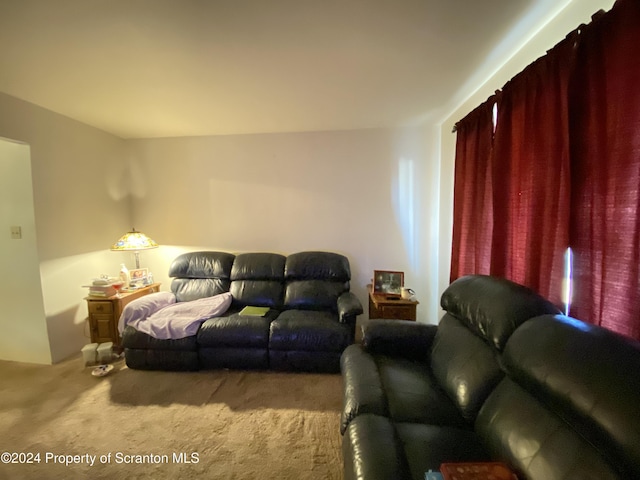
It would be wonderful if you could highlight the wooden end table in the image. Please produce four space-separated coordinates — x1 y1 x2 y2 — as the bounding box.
368 284 419 321
85 283 161 347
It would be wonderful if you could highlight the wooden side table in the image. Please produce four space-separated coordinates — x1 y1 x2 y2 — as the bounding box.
85 283 161 346
368 284 419 321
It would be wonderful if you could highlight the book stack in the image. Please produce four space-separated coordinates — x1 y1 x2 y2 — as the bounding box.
85 284 117 297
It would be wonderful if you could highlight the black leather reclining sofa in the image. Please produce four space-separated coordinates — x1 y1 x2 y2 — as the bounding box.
340 275 640 479
122 250 363 372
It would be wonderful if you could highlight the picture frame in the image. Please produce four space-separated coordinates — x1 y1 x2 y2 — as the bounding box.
373 270 404 297
129 267 149 284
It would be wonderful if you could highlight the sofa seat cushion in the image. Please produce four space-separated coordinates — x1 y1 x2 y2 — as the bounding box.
197 310 279 348
270 310 351 352
395 422 490 479
121 325 197 351
340 345 468 434
342 414 488 480
375 355 468 427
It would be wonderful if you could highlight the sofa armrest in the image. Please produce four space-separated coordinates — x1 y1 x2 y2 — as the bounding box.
337 291 364 324
340 344 388 434
361 319 437 362
343 414 411 480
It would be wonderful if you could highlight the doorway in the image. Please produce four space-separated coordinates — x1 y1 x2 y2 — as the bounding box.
0 137 50 364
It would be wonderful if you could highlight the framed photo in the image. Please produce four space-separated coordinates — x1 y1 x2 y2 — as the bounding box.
129 268 149 284
373 270 404 297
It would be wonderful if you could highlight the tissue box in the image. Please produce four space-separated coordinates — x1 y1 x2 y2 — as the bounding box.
96 342 113 363
81 343 98 365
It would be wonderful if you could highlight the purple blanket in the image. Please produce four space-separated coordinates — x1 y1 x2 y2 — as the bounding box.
118 291 176 334
125 292 232 340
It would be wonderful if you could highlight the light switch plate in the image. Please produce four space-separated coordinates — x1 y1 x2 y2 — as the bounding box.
10 225 22 239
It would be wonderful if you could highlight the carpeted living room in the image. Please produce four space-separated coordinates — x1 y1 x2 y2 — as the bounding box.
2 357 343 479
0 1 628 480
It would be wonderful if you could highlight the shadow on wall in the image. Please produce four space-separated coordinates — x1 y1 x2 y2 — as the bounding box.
106 150 149 203
41 250 123 363
46 305 88 363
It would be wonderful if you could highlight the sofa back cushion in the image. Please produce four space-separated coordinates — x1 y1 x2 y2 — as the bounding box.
440 275 561 352
430 314 503 423
432 275 560 422
229 252 286 309
475 314 640 479
284 251 350 311
169 251 235 302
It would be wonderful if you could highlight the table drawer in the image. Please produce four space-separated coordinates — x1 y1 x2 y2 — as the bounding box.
88 301 114 315
380 305 415 321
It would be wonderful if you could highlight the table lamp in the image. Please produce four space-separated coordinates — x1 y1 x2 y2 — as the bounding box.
110 228 158 268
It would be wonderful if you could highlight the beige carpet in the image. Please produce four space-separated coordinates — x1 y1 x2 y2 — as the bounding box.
0 355 344 480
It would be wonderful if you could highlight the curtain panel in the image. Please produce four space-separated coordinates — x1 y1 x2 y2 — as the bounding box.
450 0 640 339
450 99 496 282
569 0 640 339
489 34 575 306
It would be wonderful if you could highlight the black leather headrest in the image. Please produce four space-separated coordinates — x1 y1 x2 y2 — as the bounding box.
441 275 560 351
230 253 286 281
285 251 350 281
168 251 235 279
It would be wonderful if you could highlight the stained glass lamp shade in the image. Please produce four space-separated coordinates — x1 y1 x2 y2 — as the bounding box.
110 228 158 268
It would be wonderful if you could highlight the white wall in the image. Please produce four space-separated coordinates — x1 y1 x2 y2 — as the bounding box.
0 139 50 364
0 91 444 368
129 125 443 323
436 0 616 303
0 92 129 363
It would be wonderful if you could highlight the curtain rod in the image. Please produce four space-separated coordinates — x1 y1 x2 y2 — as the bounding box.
449 12 606 138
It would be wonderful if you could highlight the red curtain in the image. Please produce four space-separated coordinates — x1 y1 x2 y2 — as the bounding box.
451 0 640 339
490 35 575 306
569 0 640 339
450 99 495 281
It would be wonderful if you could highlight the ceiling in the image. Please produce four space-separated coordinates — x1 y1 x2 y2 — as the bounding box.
0 0 568 139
